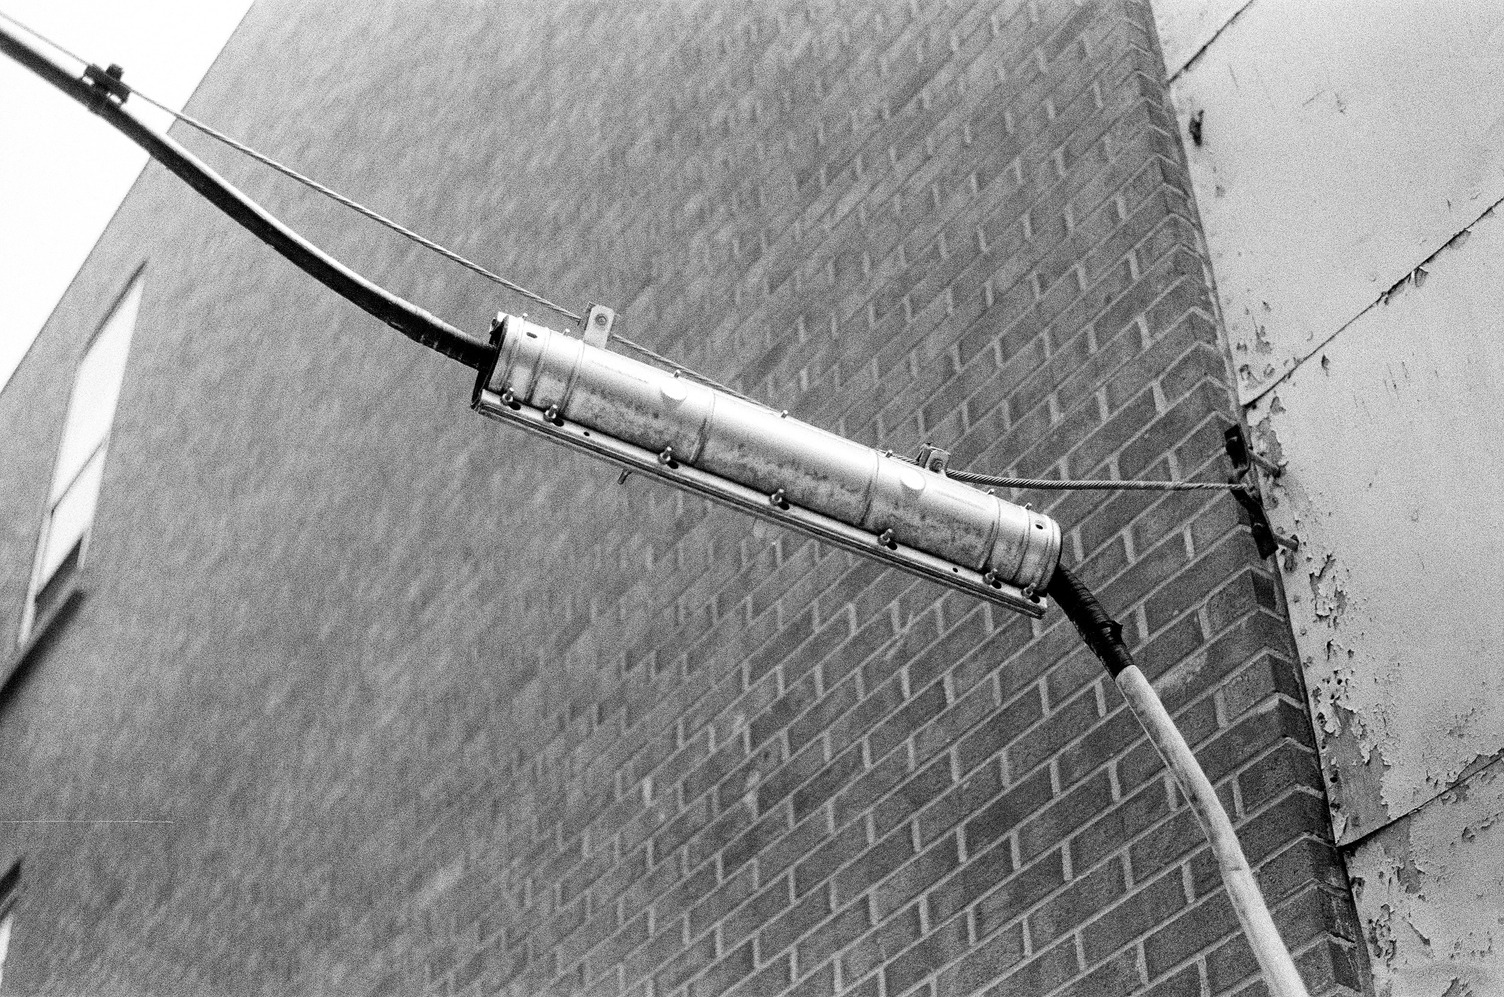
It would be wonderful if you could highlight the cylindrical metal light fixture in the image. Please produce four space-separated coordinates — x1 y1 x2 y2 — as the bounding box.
473 314 1061 617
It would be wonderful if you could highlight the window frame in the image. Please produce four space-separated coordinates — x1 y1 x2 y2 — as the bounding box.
0 861 18 993
17 269 145 646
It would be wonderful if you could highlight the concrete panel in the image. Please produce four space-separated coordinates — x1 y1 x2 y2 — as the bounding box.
1347 762 1504 997
1170 0 1504 401
1247 208 1504 845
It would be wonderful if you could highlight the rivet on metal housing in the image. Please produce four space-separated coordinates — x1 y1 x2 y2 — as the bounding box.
878 528 896 549
769 488 789 510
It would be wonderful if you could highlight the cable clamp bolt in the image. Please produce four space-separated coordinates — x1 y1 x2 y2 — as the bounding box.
915 444 951 474
769 488 789 510
83 62 130 105
877 529 896 549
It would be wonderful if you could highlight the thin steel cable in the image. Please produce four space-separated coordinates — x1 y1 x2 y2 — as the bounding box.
883 452 1236 491
125 93 584 323
0 8 84 63
156 95 763 400
5 11 1250 459
1 8 769 401
946 468 1239 491
0 5 561 318
0 12 581 316
3 13 564 319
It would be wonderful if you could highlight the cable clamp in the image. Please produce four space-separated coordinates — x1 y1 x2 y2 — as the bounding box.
83 62 130 105
915 444 951 474
580 304 616 348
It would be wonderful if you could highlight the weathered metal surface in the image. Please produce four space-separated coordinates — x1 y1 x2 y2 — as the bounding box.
1155 0 1252 78
1156 3 1504 991
1245 210 1504 995
1246 205 1504 847
1168 0 1504 402
475 315 1062 615
1347 761 1504 996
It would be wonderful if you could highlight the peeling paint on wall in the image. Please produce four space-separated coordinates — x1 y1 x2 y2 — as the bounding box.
1349 761 1504 997
1165 0 1504 403
1158 2 1504 990
1247 212 1504 844
1242 199 1504 995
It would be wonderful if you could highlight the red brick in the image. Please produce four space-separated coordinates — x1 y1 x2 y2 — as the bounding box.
937 921 1027 996
1017 769 1114 863
882 913 971 997
760 887 833 962
689 940 756 997
834 824 917 908
976 939 1081 997
1025 857 1129 951
796 898 873 977
963 766 1054 854
1145 891 1239 979
1082 868 1188 965
0 2 1360 995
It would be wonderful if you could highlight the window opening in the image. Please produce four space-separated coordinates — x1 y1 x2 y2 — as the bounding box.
19 276 142 643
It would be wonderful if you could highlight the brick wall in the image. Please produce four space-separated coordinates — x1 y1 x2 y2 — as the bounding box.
0 1 1365 995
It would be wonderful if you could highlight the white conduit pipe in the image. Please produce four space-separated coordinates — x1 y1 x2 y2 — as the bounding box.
1115 665 1310 997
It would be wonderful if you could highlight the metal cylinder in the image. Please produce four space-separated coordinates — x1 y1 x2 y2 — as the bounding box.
476 315 1060 596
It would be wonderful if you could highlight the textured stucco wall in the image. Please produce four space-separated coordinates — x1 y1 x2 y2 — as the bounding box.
1158 0 1504 993
0 1 1362 995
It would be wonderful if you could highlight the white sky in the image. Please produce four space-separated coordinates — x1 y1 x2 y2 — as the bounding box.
0 0 253 394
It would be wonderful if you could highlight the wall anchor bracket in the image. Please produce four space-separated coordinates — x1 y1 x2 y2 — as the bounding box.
1223 425 1297 559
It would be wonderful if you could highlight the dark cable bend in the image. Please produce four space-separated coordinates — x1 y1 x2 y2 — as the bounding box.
1046 563 1135 679
0 22 496 371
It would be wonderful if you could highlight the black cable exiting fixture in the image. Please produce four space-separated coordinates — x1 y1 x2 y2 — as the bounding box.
1045 563 1134 678
1044 563 1309 997
0 21 495 372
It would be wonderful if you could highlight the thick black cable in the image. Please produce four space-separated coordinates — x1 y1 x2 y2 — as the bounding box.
0 10 769 399
0 21 495 371
1046 563 1135 678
